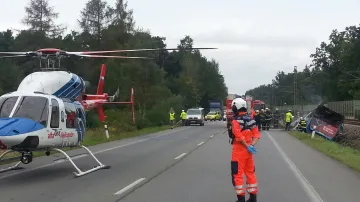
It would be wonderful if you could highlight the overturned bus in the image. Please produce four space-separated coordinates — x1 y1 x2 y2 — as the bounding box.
307 105 344 140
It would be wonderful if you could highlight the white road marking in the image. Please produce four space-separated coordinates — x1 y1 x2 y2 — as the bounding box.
0 127 190 180
210 135 214 138
114 178 146 195
197 142 204 146
94 127 189 154
265 131 324 202
174 153 187 160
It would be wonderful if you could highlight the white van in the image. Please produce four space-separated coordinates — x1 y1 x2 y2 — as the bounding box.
186 108 205 126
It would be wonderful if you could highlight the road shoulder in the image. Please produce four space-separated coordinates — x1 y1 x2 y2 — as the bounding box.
268 129 360 202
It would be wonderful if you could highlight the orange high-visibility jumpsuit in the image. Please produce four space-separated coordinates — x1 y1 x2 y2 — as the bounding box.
231 112 260 197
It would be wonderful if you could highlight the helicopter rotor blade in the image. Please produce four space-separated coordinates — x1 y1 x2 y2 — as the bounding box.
0 55 29 58
78 54 153 59
67 47 217 55
0 52 29 55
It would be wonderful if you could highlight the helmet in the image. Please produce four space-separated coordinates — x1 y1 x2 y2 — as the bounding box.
300 117 303 120
255 110 259 113
231 98 247 113
265 108 269 110
288 109 291 112
276 108 278 110
182 110 184 112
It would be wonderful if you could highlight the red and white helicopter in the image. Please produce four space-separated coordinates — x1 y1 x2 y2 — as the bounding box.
0 47 216 177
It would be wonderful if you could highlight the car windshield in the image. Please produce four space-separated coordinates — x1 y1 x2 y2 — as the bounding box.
187 109 201 115
208 112 216 115
11 96 49 126
254 105 264 110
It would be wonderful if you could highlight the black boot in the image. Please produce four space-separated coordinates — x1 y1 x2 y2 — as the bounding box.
236 195 246 202
246 194 257 202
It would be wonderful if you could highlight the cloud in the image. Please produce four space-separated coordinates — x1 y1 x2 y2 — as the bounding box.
191 45 309 94
194 30 319 49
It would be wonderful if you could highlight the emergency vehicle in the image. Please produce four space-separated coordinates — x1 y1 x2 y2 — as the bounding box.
226 94 242 129
226 94 262 129
253 100 266 110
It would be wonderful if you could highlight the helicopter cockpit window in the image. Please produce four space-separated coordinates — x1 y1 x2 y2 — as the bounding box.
63 101 76 129
0 96 19 118
12 96 49 127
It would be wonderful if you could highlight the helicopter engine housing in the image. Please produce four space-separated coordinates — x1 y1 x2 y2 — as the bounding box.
17 71 85 100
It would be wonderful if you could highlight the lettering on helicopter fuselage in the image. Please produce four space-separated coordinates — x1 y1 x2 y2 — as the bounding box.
60 132 74 138
0 140 8 149
48 130 60 139
48 131 74 139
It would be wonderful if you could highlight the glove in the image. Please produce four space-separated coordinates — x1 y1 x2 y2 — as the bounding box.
247 145 257 154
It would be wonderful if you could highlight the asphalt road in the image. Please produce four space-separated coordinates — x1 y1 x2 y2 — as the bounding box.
0 121 360 202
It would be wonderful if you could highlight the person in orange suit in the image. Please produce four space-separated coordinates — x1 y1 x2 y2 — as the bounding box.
251 109 255 119
229 98 260 202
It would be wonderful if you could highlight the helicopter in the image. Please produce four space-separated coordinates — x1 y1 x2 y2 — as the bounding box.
0 47 216 177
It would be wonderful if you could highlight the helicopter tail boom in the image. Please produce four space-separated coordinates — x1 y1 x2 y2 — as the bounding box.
81 64 135 124
97 64 106 95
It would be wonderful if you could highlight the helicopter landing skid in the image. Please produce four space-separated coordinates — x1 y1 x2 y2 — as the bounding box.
0 150 22 173
52 145 110 177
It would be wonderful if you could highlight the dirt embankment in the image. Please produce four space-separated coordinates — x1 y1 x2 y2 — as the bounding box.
335 124 360 150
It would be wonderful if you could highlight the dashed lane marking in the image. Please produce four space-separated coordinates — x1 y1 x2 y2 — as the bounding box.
114 178 146 196
174 153 187 160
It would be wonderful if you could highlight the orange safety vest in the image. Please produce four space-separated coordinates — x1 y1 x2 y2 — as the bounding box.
251 110 255 119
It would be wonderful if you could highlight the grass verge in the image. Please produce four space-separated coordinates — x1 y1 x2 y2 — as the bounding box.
289 131 360 172
0 125 173 165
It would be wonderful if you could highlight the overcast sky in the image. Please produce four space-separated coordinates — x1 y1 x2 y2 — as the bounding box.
1 0 360 94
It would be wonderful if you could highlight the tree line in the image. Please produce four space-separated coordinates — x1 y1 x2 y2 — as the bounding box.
245 24 360 108
0 0 228 130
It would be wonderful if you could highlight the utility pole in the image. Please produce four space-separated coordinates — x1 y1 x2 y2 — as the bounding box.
293 66 297 112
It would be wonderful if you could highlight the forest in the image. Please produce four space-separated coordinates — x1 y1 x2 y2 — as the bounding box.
246 24 360 108
0 0 228 131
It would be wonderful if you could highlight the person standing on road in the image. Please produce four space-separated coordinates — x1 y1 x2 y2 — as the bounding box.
229 98 260 202
169 110 175 129
254 110 261 130
180 110 187 126
297 117 307 132
264 108 272 131
285 110 293 131
273 108 281 128
259 109 266 130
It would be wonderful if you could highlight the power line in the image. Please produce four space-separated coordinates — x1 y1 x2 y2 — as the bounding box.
293 66 297 108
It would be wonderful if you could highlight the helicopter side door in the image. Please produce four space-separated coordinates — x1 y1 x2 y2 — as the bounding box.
62 99 79 146
75 104 86 142
48 98 61 142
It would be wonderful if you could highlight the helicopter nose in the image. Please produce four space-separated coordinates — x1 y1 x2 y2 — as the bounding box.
0 117 45 137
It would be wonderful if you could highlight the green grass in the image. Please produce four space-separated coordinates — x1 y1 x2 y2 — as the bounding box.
0 125 172 165
289 131 360 172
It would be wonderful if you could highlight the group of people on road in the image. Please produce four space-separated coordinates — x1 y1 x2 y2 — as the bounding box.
169 109 188 129
253 108 281 131
284 109 307 132
169 100 310 202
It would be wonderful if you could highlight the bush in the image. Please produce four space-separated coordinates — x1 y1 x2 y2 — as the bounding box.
86 111 102 129
145 94 185 126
